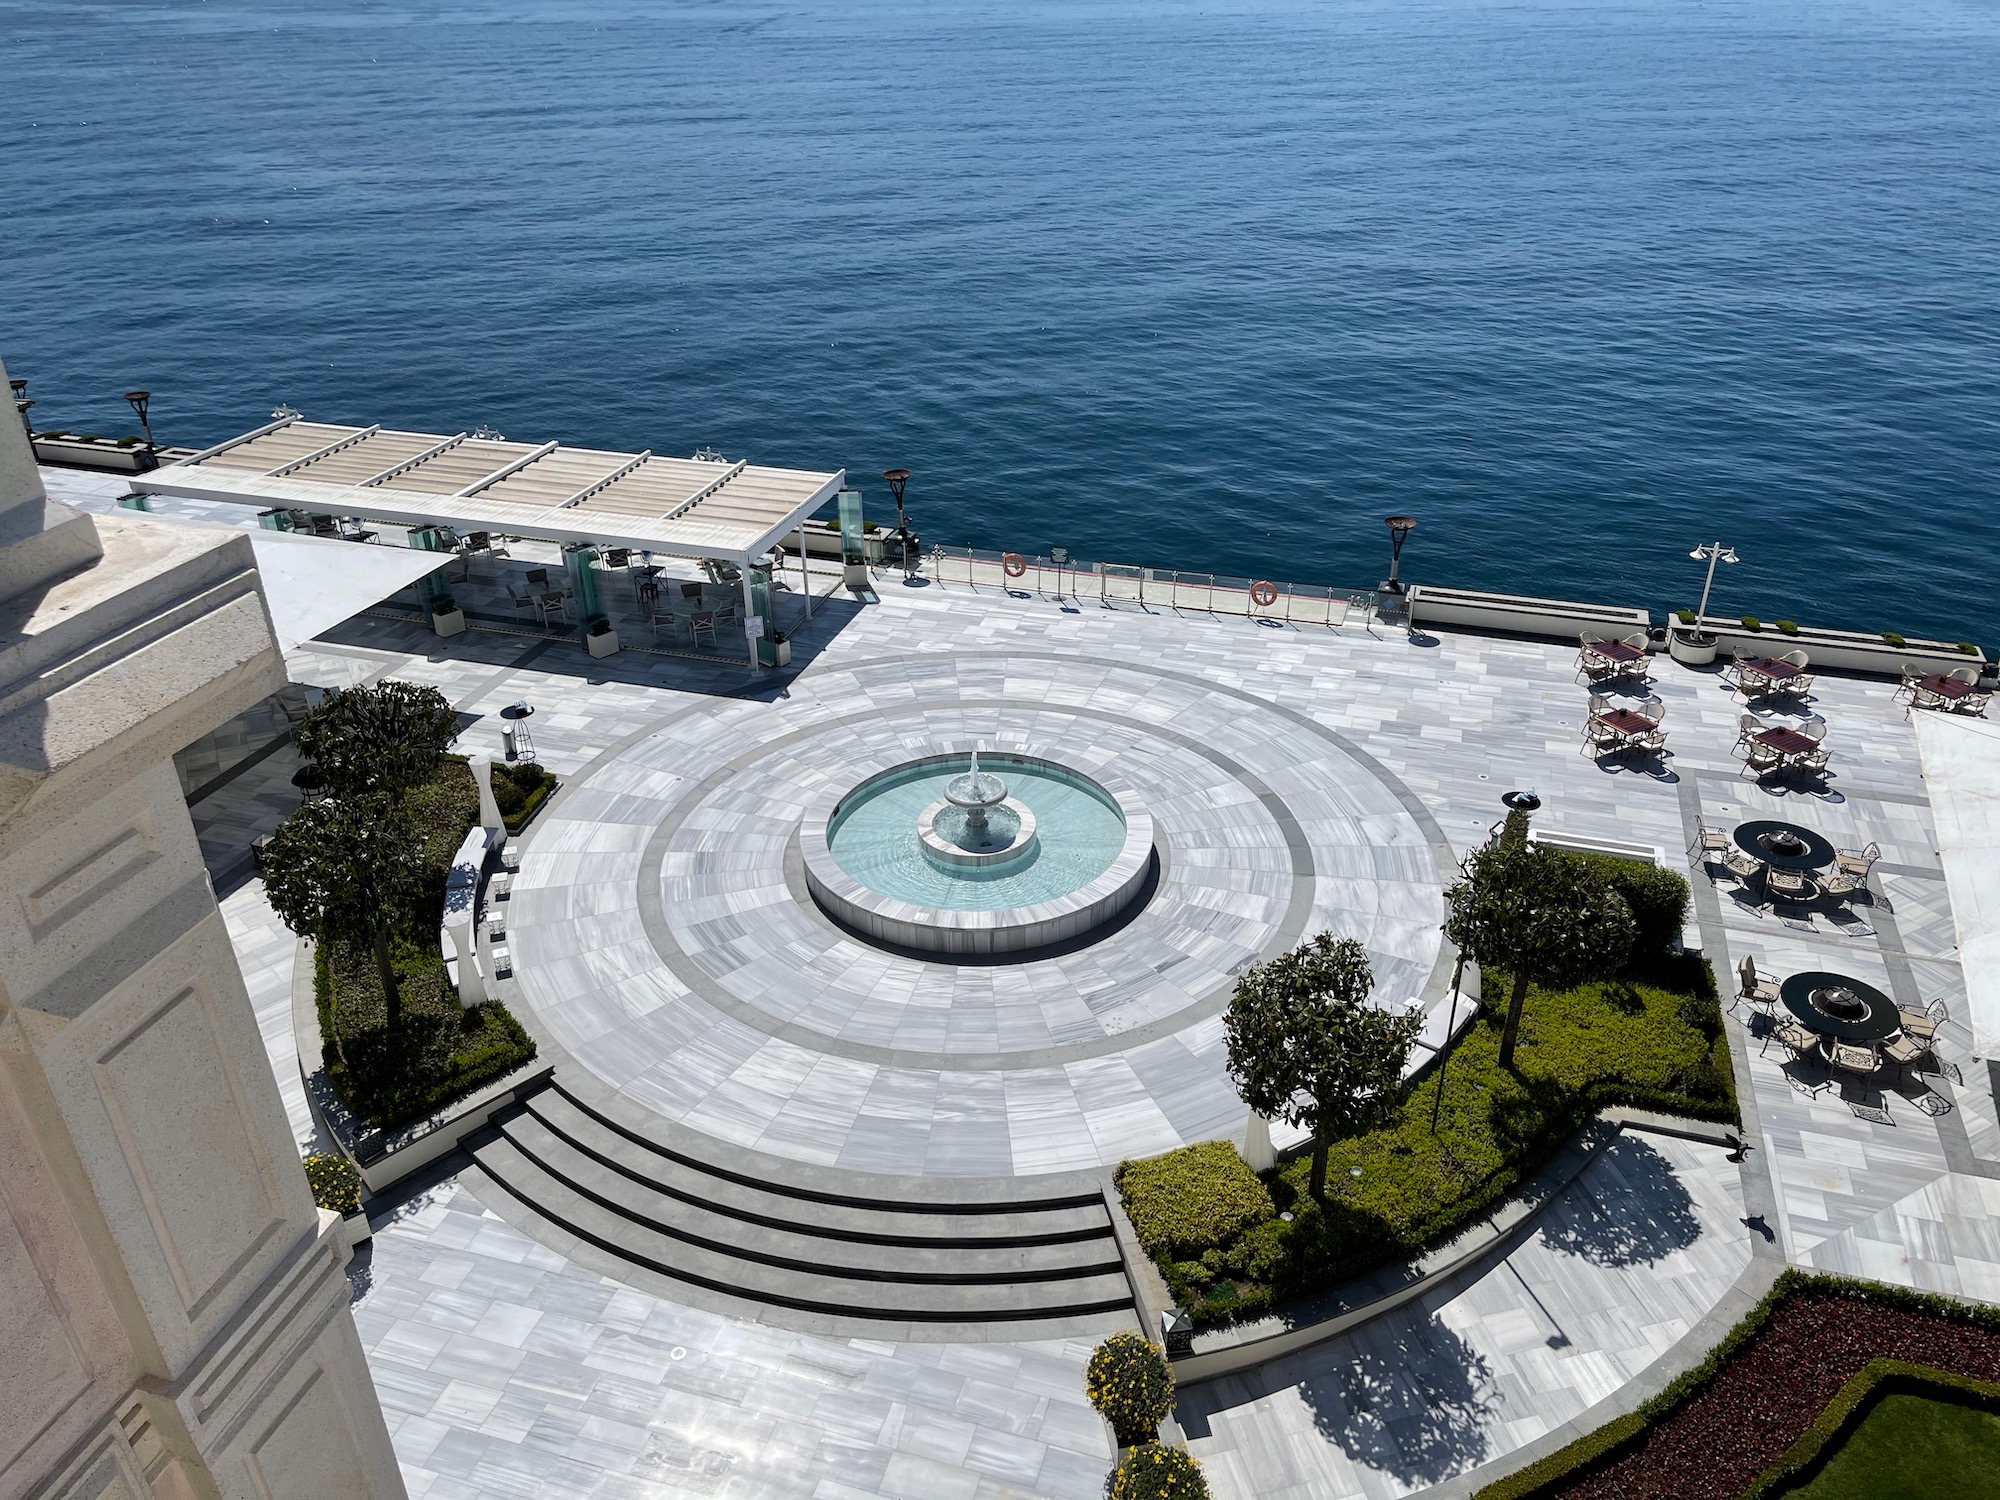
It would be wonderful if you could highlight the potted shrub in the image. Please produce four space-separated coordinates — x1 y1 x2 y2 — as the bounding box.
1086 1332 1176 1454
431 595 466 638
303 1151 370 1242
1111 1445 1210 1500
586 617 620 657
1669 609 1718 667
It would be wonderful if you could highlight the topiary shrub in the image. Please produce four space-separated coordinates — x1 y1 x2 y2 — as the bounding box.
1881 632 1906 647
303 1152 362 1214
1116 1140 1273 1260
1086 1332 1176 1444
1775 619 1800 635
1112 1444 1211 1499
1740 616 1761 631
1961 642 1982 655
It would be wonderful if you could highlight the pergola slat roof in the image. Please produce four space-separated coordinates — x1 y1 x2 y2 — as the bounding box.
136 417 846 566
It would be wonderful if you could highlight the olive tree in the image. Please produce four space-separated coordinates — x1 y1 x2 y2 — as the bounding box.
294 681 460 800
1443 839 1635 1070
1224 933 1424 1201
261 794 428 1035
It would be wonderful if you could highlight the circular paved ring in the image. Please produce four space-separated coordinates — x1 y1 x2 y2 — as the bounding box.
507 650 1459 1174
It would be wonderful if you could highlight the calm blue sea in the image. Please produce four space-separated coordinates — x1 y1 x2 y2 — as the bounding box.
3 0 1996 641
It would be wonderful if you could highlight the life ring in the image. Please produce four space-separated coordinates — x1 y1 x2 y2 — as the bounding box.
1250 580 1278 607
1002 552 1027 578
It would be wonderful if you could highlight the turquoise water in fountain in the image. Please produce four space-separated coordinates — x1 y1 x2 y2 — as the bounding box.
827 760 1126 911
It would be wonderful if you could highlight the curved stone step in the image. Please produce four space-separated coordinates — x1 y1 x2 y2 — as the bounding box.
468 1130 1135 1326
520 1086 1112 1248
495 1108 1123 1284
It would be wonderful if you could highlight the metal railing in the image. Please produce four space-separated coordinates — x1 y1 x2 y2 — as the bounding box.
923 546 1387 628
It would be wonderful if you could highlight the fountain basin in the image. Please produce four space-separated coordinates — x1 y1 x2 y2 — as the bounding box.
800 752 1155 956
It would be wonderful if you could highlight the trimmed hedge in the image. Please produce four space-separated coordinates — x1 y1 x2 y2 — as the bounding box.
1563 854 1689 961
491 760 556 832
1115 1140 1273 1260
1741 1359 2000 1499
1474 1271 2000 1499
1111 1444 1211 1499
1086 1332 1176 1444
303 1152 362 1214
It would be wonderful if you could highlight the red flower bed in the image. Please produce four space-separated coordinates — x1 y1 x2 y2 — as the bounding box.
1558 1287 2000 1500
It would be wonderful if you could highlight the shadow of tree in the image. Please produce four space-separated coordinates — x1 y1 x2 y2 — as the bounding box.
1537 1136 1703 1268
1292 1312 1499 1485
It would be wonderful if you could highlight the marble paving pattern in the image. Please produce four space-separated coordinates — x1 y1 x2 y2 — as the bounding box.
1180 1135 1752 1500
355 1182 1115 1500
123 463 1997 1500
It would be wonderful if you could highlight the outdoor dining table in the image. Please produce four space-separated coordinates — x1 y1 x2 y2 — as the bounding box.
1738 656 1810 697
1592 640 1645 664
1779 970 1901 1044
1594 708 1659 740
1753 725 1821 763
1732 819 1835 872
1916 675 1975 703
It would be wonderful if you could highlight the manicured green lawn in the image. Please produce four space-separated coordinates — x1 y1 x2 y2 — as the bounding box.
1791 1393 2000 1498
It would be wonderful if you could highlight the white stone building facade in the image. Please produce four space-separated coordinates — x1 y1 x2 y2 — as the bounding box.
0 354 405 1500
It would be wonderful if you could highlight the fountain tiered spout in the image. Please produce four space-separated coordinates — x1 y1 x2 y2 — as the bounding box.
944 748 1009 833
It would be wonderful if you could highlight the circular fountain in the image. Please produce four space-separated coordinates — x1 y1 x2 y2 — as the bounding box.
800 748 1154 956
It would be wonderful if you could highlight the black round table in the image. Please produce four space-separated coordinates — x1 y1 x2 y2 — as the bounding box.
1734 819 1836 872
1779 971 1901 1042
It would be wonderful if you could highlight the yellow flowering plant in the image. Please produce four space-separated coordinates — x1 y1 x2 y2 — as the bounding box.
1085 1331 1175 1443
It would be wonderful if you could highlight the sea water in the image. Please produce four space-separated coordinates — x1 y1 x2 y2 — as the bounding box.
3 0 1995 640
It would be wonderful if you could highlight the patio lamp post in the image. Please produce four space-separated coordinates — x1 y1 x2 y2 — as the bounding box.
1382 515 1417 593
14 397 32 440
1688 541 1738 630
882 467 912 574
123 389 155 454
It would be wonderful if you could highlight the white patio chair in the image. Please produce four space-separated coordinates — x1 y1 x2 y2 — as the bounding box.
1833 842 1878 877
1689 819 1730 865
1827 1040 1880 1082
1722 847 1765 884
1765 867 1814 902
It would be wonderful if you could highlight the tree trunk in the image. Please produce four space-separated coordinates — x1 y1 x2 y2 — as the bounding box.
1308 1129 1329 1200
373 928 402 1035
1498 969 1531 1070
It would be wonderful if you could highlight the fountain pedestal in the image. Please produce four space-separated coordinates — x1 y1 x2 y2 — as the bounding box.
918 796 1039 868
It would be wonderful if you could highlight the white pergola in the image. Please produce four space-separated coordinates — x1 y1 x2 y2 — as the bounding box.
135 416 847 659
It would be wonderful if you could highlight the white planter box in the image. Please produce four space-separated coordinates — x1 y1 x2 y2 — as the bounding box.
1409 585 1650 643
1692 618 1981 679
432 607 466 637
587 628 620 657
